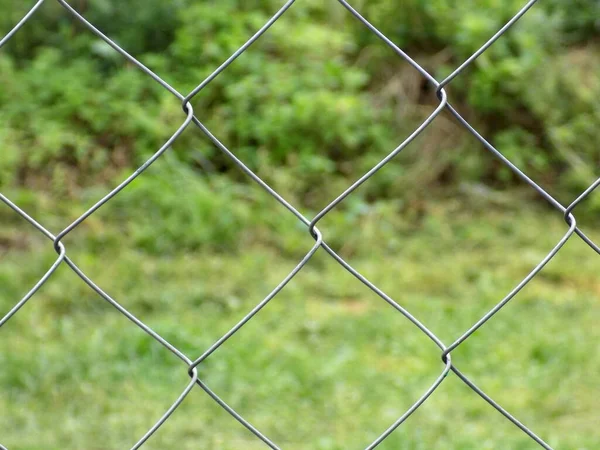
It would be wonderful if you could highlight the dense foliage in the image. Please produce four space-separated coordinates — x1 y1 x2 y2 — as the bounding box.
1 0 599 203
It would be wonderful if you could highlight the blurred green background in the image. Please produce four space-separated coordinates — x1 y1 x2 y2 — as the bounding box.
1 0 599 449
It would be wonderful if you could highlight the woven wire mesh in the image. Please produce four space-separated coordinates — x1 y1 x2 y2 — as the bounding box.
1 1 598 449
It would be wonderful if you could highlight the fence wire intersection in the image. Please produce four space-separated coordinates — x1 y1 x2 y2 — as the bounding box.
1 0 599 449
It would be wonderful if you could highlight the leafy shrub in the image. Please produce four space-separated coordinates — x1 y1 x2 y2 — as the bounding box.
1 0 599 209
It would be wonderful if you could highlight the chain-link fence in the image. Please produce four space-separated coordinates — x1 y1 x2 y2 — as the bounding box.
1 1 598 449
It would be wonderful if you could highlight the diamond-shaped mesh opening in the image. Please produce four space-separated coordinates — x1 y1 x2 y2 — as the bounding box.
188 250 443 448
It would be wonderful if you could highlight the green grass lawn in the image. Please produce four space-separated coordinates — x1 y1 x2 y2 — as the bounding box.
1 193 599 449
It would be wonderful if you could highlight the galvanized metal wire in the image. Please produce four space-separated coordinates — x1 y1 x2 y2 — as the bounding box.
1 1 598 448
